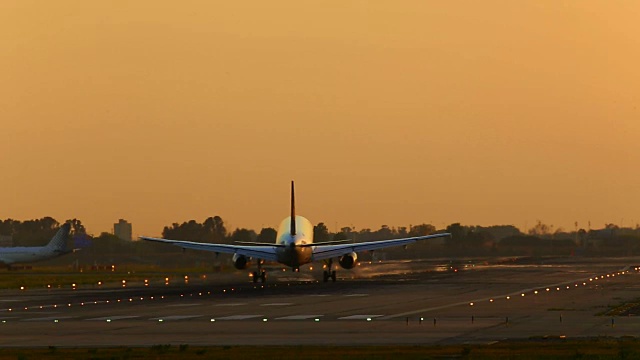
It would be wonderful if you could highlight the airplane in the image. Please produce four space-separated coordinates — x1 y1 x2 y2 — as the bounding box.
141 182 451 282
0 223 72 269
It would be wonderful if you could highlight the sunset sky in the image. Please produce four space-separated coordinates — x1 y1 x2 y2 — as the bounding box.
1 1 638 237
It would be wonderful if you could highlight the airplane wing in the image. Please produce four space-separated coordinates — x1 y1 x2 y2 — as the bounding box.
311 233 451 261
140 237 280 261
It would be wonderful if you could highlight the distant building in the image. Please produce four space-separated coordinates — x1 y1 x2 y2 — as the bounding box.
114 219 132 241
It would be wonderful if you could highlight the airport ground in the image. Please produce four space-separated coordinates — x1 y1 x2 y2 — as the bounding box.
1 257 640 357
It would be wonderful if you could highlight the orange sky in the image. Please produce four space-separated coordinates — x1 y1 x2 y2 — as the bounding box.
1 1 639 237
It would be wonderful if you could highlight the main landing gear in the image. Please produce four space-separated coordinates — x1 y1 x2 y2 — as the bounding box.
323 259 337 282
252 259 267 283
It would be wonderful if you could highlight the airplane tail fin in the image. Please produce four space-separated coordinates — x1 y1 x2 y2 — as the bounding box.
46 223 71 251
290 180 296 236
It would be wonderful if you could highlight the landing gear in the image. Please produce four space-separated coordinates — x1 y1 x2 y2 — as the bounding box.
252 259 267 283
323 270 336 282
323 259 337 282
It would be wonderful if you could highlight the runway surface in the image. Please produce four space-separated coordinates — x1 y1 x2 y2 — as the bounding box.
1 257 640 346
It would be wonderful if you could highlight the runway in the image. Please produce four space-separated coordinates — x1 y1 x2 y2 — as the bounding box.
1 257 640 346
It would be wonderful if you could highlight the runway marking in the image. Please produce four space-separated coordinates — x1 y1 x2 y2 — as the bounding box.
149 315 202 321
167 303 201 307
260 303 293 306
339 315 383 320
25 311 59 314
344 294 369 297
86 316 140 321
275 315 323 320
215 303 247 306
307 294 330 297
0 300 19 302
22 316 75 322
381 276 617 320
214 315 263 320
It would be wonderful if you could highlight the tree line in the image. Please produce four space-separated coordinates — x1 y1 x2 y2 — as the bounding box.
2 217 640 267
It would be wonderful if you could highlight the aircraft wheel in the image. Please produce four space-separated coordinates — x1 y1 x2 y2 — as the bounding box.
331 270 337 282
323 271 329 282
260 271 267 283
252 271 258 283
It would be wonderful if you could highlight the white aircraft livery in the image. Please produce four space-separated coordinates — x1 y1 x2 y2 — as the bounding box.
141 182 451 282
0 223 72 268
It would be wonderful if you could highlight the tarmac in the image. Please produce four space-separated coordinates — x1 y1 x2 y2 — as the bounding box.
1 257 639 347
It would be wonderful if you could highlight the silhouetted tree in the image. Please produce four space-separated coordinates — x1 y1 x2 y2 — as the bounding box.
313 223 330 243
230 228 257 243
67 218 86 235
257 227 277 243
445 223 466 248
409 224 437 237
203 216 227 243
528 220 552 237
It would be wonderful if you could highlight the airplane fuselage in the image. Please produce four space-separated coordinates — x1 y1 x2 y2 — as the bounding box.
274 215 314 268
0 246 63 266
0 223 72 267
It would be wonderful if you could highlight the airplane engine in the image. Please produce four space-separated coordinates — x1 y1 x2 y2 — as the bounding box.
338 252 358 269
232 254 249 270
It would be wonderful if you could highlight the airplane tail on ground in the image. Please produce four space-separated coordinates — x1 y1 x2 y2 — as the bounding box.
290 180 296 236
46 223 71 251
